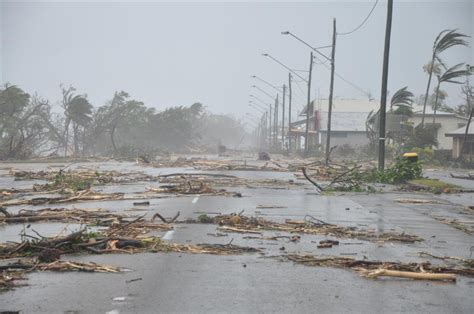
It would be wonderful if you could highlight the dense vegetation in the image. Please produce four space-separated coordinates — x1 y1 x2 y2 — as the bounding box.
0 84 247 159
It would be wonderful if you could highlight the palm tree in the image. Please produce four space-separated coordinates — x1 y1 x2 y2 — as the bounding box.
61 86 92 156
390 86 414 115
421 29 469 127
432 63 470 124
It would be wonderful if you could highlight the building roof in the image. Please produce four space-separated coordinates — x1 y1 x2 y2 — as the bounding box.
301 98 378 115
319 111 368 132
411 105 456 116
446 124 474 137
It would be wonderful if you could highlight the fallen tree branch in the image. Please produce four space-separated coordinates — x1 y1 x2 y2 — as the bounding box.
302 167 324 192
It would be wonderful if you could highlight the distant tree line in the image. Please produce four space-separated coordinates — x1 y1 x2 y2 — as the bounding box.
0 84 247 159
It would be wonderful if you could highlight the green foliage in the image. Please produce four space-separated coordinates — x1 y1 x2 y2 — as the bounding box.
197 214 214 223
405 125 439 149
367 157 423 184
409 178 459 190
51 173 93 191
407 147 434 163
391 86 414 113
0 84 55 159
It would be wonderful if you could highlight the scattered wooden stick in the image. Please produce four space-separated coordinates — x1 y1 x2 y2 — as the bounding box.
364 269 456 281
302 167 324 192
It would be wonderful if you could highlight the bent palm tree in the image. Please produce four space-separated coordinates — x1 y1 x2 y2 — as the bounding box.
390 86 414 116
61 86 92 156
421 29 469 126
432 63 470 124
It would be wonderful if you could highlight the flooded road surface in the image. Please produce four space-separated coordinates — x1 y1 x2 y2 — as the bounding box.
0 159 473 313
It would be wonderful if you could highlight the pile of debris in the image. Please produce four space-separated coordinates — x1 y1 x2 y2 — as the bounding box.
148 157 288 172
191 213 423 243
284 253 474 281
0 213 261 290
0 207 132 225
156 173 304 191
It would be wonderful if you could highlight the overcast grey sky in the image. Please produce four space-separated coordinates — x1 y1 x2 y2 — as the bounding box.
1 1 473 117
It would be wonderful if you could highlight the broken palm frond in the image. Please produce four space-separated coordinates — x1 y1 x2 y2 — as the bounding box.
0 188 189 207
11 169 156 184
395 199 444 204
146 181 235 196
149 157 288 172
156 173 304 191
0 212 259 260
0 269 27 291
191 214 422 243
419 251 474 268
285 254 474 281
0 259 122 291
152 242 261 255
256 205 287 209
0 207 130 225
450 173 474 180
432 216 473 234
301 165 375 193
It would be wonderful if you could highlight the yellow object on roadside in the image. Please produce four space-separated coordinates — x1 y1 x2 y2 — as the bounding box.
402 152 418 162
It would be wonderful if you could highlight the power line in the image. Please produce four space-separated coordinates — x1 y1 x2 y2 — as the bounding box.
337 0 379 36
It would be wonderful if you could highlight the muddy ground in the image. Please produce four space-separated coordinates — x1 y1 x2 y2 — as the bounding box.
0 155 473 313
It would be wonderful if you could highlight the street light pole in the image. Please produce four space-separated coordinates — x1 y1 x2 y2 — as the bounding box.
378 0 394 171
274 95 279 148
282 84 286 151
325 18 337 165
304 52 314 154
288 73 292 153
268 103 272 148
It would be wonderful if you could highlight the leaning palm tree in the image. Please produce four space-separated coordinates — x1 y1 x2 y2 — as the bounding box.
390 86 414 115
421 29 469 126
432 63 470 124
61 86 92 156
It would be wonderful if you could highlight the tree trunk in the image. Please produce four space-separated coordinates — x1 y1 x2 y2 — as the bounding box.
432 80 441 125
64 118 70 157
73 122 79 155
110 124 117 153
460 108 474 160
421 52 436 127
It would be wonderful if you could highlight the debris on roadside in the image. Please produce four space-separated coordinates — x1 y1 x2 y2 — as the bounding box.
0 207 132 225
432 216 474 234
395 198 444 204
317 239 340 249
189 213 423 243
284 253 474 281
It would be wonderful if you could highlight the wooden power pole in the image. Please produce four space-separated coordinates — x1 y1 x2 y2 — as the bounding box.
304 51 313 154
288 73 292 153
325 18 337 165
282 85 286 151
378 0 394 170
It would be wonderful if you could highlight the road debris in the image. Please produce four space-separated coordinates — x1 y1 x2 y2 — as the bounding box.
191 213 423 243
284 254 474 281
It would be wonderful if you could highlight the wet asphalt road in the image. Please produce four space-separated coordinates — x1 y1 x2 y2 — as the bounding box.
0 160 473 313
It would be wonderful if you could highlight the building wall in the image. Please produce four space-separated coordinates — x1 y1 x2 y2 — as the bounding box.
410 115 466 150
320 132 369 148
452 137 461 159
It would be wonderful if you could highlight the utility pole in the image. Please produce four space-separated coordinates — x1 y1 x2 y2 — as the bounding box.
268 104 272 149
282 85 286 151
274 95 279 148
304 51 314 154
325 18 337 165
378 0 393 171
288 73 292 153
